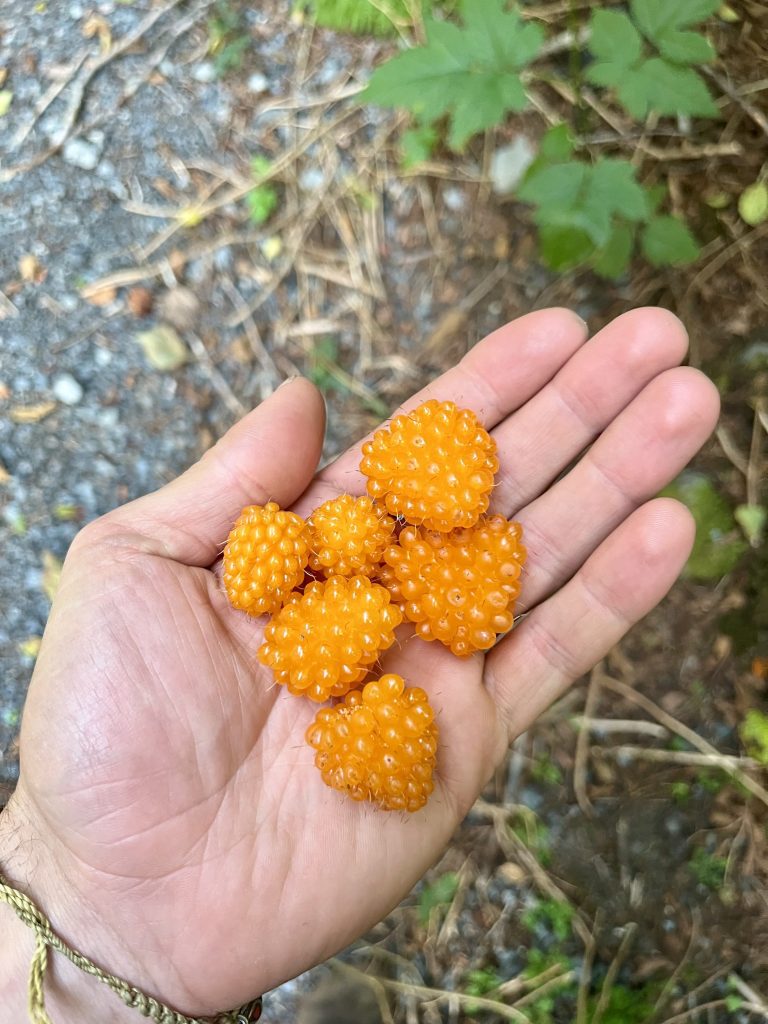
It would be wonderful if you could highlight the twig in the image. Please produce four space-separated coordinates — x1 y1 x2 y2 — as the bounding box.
716 424 750 477
644 910 701 1023
747 400 765 513
8 53 89 152
599 746 760 770
512 972 577 1010
185 332 246 419
328 960 395 1024
703 66 768 140
599 676 768 809
727 974 768 1015
474 799 593 947
591 923 638 1024
683 222 768 304
374 976 535 1022
574 666 601 816
659 1000 728 1024
576 909 602 1024
574 718 669 739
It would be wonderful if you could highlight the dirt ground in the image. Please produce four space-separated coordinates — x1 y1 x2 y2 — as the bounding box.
1 2 767 1022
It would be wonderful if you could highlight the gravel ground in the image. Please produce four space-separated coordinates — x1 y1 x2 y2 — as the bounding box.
0 0 294 782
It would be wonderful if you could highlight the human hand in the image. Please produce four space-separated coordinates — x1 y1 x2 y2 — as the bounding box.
0 307 719 1020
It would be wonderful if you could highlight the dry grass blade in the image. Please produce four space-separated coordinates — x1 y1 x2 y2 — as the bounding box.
599 675 768 809
574 666 601 816
590 922 637 1024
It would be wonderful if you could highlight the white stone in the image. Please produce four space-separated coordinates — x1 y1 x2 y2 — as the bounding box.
247 72 269 93
192 61 217 84
490 136 537 195
62 137 100 170
443 186 465 212
52 373 84 405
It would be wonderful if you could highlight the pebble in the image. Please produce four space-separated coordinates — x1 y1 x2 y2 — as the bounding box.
247 71 269 93
299 166 326 191
52 373 84 405
192 61 217 84
490 136 536 195
442 186 465 212
62 137 101 171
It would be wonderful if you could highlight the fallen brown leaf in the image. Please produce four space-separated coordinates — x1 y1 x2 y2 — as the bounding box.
19 254 46 284
82 13 112 52
127 285 154 318
10 401 57 423
82 283 117 306
0 463 10 484
41 551 63 603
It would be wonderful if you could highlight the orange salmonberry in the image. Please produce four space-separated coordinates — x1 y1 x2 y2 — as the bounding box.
223 502 310 616
258 575 402 702
308 494 396 578
306 674 438 812
360 399 498 532
380 515 526 656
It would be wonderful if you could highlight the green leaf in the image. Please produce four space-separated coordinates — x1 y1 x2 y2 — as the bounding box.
401 125 438 168
631 0 720 40
538 123 574 163
641 215 700 266
419 872 459 924
640 58 719 116
593 223 635 278
740 709 768 765
725 994 744 1012
661 472 747 579
246 157 279 225
539 225 595 271
364 0 543 152
518 161 589 209
589 9 643 66
0 90 13 117
590 159 649 221
646 182 667 213
656 29 715 63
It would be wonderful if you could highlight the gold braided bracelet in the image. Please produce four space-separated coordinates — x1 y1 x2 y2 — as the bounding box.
0 874 262 1024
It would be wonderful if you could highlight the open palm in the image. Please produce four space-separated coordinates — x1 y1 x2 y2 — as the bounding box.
9 308 719 1018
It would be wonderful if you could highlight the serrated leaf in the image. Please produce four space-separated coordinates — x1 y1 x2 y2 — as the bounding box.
641 215 700 265
518 162 589 209
539 225 595 271
661 472 746 579
643 59 718 115
401 124 438 168
738 182 768 226
538 123 573 163
588 9 642 66
593 223 635 278
631 0 720 39
656 28 715 63
590 159 648 221
364 0 543 152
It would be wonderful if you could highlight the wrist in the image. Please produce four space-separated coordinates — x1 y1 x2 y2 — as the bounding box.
0 792 147 1024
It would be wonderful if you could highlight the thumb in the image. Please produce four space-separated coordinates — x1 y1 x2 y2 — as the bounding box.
107 377 326 565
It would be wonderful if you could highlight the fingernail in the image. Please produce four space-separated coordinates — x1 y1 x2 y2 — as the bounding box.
277 375 301 390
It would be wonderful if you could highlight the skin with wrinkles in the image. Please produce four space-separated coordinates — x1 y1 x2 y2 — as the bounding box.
0 308 719 1023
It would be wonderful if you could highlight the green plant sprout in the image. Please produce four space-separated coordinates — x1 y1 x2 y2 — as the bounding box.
362 0 725 275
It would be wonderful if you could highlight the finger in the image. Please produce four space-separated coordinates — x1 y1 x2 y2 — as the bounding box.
517 366 720 609
315 307 588 496
486 498 695 739
107 378 326 565
490 307 690 515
